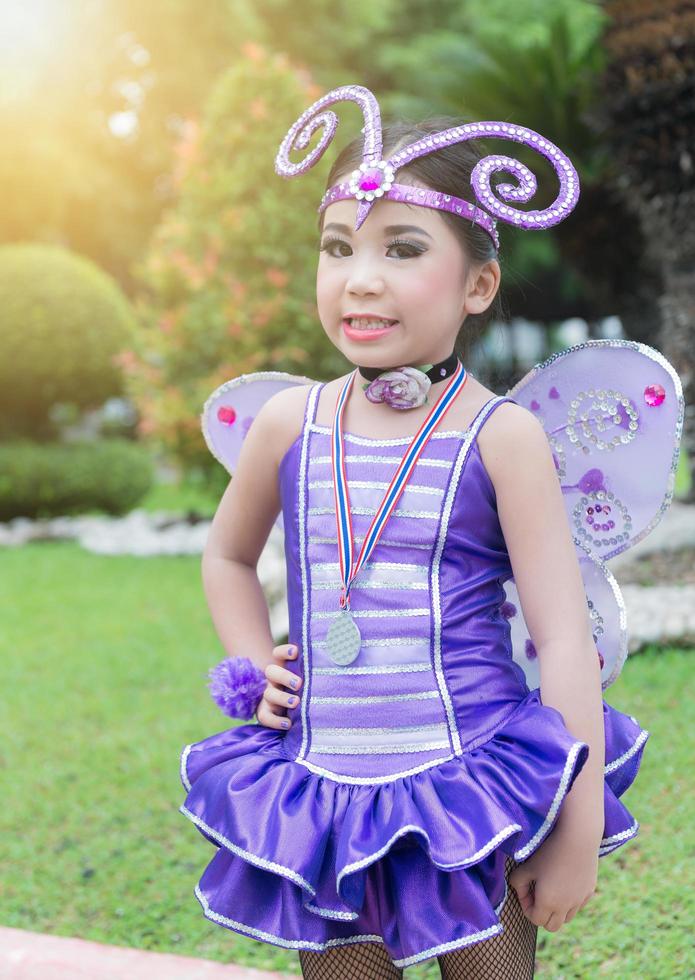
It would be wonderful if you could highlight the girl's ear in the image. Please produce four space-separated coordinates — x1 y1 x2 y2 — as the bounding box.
463 259 500 316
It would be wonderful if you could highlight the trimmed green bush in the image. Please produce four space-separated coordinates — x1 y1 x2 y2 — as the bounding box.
0 244 138 441
0 440 154 520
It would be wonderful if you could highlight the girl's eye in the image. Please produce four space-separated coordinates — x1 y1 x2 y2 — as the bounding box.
318 237 425 259
319 237 352 258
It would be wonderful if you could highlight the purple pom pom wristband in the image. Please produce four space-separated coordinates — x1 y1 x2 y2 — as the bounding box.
207 656 267 721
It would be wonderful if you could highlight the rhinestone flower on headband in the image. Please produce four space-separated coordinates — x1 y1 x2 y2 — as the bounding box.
274 84 580 251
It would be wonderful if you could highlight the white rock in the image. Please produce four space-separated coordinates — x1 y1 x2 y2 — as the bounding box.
607 502 695 570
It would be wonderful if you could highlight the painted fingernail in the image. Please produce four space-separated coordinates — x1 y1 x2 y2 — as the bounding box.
282 719 290 729
289 646 297 656
288 696 297 706
290 678 299 689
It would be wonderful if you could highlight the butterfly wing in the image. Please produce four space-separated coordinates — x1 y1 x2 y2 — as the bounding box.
502 542 628 691
502 339 684 689
202 370 318 533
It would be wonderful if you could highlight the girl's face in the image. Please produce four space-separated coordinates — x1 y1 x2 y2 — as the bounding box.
316 186 499 369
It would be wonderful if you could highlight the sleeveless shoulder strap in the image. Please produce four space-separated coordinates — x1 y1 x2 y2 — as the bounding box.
304 380 326 431
468 394 516 442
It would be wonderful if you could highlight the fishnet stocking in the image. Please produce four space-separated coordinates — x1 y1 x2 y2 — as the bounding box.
297 857 536 979
438 857 537 979
299 940 403 978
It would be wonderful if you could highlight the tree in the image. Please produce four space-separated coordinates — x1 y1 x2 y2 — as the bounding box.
131 48 347 480
598 0 695 499
368 2 664 336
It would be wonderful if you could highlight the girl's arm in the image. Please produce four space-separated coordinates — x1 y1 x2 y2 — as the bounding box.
201 386 308 673
479 403 605 928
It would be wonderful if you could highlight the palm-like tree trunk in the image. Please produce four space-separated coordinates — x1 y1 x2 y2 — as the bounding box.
599 0 695 499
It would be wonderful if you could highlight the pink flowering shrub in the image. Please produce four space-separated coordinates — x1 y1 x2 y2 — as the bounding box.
131 48 346 483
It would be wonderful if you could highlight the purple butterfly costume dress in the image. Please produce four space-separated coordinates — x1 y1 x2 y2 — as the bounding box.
179 376 650 968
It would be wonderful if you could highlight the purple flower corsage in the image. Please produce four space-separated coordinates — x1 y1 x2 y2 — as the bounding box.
207 656 267 720
362 366 432 410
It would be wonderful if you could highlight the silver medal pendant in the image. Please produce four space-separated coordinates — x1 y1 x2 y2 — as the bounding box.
326 607 362 665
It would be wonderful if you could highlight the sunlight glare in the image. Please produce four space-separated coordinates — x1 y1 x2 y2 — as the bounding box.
0 0 68 59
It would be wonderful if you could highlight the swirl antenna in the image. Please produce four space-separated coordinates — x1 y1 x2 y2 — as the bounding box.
275 84 580 248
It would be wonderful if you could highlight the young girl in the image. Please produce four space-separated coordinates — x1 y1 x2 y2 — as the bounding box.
180 86 675 978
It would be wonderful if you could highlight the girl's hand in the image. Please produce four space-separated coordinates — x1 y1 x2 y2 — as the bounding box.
256 644 302 731
508 822 600 932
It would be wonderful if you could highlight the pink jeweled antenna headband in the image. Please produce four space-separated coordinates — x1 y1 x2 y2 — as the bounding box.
274 84 581 251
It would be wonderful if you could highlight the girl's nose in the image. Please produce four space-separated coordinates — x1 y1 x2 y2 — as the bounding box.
346 268 385 295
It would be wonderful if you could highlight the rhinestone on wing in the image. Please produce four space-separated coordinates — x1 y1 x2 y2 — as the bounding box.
349 160 395 202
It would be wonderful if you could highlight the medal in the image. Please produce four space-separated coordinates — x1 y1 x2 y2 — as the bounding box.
327 360 469 666
326 606 362 665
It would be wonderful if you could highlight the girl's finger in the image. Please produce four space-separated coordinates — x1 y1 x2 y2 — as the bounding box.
273 644 298 660
265 662 302 692
509 873 534 905
563 905 580 924
264 685 300 710
543 910 565 933
517 891 535 915
257 699 291 730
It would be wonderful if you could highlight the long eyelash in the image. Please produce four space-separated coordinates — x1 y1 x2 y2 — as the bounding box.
318 236 426 255
390 238 426 253
318 235 347 252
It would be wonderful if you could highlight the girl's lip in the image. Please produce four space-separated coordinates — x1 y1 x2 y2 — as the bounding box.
341 318 399 340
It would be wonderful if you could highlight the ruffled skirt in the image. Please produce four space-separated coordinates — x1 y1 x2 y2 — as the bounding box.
179 688 647 968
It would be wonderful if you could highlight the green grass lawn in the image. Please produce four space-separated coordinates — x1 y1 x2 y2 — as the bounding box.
1 540 693 978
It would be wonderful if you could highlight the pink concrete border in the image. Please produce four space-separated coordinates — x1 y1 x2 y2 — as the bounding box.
0 926 297 979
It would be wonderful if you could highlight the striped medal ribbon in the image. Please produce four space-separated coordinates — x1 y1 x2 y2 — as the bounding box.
326 360 468 666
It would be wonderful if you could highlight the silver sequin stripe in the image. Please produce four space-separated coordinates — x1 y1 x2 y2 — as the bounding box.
513 740 587 861
309 535 433 550
311 721 451 754
195 881 510 967
310 453 452 467
429 395 508 756
308 423 476 443
298 383 322 763
313 662 432 674
314 722 446 736
310 739 452 755
309 504 441 519
180 743 192 792
312 638 432 669
310 690 441 704
337 823 522 885
599 820 639 855
604 728 649 774
304 900 359 921
394 923 504 968
313 579 428 591
313 636 430 647
308 479 445 496
313 559 430 573
194 871 509 966
312 554 430 590
297 751 460 785
181 804 316 892
194 884 380 950
313 607 430 619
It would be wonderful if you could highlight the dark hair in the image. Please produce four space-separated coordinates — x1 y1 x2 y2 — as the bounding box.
318 116 507 361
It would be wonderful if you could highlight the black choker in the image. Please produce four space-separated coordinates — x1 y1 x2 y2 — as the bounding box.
357 350 460 384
